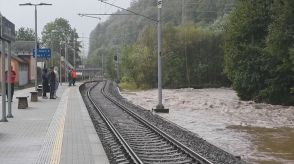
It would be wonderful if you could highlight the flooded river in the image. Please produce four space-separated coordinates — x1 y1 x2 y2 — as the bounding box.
121 88 294 164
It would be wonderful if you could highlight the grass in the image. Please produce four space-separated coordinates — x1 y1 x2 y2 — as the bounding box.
119 81 139 91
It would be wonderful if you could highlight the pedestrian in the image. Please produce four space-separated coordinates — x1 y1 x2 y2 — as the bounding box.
71 69 77 86
5 66 16 102
42 68 49 99
54 66 59 98
48 66 56 99
68 68 72 86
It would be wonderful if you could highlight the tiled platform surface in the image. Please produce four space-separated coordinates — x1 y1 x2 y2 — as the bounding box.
0 84 109 164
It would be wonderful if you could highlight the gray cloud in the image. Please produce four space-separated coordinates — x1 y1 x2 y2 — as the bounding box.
0 0 131 55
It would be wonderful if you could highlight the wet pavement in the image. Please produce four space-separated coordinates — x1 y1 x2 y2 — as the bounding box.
121 88 294 164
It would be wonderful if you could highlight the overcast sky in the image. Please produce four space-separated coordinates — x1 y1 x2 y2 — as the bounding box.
0 0 131 55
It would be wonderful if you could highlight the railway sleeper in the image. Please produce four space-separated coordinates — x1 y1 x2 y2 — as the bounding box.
138 153 188 159
131 144 174 150
117 161 132 164
114 157 129 164
129 139 167 143
130 143 169 148
139 157 194 164
132 146 176 152
112 147 124 153
123 129 154 134
137 149 179 155
125 135 162 141
129 141 168 146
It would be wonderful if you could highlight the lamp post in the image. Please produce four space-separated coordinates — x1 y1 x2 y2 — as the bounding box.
19 2 52 91
59 41 63 85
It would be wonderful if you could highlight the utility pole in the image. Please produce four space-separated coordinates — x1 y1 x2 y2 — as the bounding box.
65 40 68 83
1 40 7 122
59 42 62 85
34 5 38 90
50 34 53 67
0 14 16 121
7 42 13 118
102 53 104 79
182 0 190 88
154 0 168 113
116 49 120 83
73 37 76 69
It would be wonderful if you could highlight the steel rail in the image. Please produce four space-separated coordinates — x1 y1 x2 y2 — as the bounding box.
101 81 214 164
87 81 143 164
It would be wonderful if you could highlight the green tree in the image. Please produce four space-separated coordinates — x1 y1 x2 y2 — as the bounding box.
16 27 35 41
224 0 294 105
120 24 229 89
41 18 82 68
261 0 294 104
163 24 228 88
224 0 272 100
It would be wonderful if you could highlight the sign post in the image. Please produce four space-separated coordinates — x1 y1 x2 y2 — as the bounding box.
0 14 16 121
33 48 52 58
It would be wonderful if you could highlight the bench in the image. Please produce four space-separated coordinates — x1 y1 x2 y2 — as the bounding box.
30 91 38 102
16 96 29 109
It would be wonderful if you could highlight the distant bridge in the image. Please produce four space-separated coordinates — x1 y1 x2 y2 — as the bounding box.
76 68 103 79
76 68 102 71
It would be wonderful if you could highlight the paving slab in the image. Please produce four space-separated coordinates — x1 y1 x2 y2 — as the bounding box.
0 83 109 164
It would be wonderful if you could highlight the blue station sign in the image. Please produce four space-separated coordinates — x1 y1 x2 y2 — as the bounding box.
33 48 52 58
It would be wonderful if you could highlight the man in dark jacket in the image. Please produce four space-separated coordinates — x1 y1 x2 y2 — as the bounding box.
48 67 56 99
42 68 49 99
68 68 72 86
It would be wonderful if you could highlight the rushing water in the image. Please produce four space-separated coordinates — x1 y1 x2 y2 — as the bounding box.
121 88 294 164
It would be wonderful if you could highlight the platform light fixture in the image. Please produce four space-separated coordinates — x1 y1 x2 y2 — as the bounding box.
19 2 52 90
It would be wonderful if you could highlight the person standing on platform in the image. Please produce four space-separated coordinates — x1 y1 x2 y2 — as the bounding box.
5 66 16 102
48 66 56 99
42 68 49 99
71 69 77 86
68 68 72 86
54 66 59 98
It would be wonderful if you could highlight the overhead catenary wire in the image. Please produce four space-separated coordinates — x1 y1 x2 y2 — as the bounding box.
97 0 158 22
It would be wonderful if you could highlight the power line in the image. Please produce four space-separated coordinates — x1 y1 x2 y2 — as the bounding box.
97 0 158 22
78 14 101 20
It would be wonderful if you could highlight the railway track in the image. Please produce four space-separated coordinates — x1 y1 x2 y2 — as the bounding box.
86 81 214 164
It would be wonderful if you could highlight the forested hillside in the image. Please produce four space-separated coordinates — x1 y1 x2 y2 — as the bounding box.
87 0 293 105
88 0 235 57
88 0 236 86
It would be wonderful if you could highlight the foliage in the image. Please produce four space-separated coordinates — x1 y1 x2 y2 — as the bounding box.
224 0 294 105
16 27 35 41
41 18 82 68
88 0 236 77
120 24 229 89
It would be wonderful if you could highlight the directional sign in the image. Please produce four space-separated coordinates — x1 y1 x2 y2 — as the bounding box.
0 15 16 42
33 48 52 58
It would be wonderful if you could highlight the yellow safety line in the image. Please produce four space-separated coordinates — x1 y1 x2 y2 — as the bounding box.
50 90 69 164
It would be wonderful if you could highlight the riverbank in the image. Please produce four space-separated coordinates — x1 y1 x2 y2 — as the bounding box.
121 88 294 163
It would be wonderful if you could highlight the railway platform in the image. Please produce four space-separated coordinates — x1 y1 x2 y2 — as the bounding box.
0 83 109 164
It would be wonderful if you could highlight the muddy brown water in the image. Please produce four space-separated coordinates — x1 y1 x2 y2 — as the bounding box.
228 126 294 164
121 88 294 164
